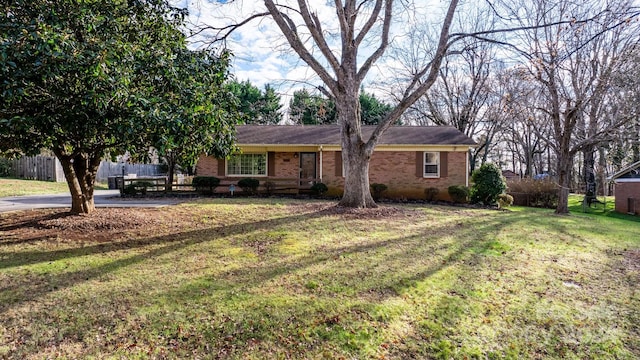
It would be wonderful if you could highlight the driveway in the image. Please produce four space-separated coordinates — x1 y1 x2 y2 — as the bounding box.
0 190 184 213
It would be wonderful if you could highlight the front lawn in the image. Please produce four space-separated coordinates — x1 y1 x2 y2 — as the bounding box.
0 199 638 359
0 178 107 197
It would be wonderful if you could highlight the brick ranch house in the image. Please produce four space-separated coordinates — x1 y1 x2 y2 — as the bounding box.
609 160 640 215
196 125 476 200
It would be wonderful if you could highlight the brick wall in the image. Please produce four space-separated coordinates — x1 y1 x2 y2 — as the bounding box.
195 155 220 177
198 150 468 200
197 152 301 179
196 152 305 194
322 150 468 200
614 181 640 215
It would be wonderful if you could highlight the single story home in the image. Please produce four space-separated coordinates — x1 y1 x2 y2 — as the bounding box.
196 125 476 200
609 160 640 215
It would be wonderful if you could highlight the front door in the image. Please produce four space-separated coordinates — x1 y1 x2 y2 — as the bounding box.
299 152 317 188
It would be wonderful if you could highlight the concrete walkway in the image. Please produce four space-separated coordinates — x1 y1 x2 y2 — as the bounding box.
0 190 183 213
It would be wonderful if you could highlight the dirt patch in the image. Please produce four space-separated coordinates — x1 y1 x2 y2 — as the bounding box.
282 201 414 219
623 249 640 272
0 208 197 243
0 202 416 244
322 205 413 219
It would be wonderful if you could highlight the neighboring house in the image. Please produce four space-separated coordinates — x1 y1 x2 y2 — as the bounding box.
502 170 520 181
609 160 640 215
197 125 476 200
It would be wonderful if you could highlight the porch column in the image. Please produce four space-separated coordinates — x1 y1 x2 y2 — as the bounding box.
319 146 323 183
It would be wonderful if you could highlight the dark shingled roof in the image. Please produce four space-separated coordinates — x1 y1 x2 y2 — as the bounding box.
236 125 476 146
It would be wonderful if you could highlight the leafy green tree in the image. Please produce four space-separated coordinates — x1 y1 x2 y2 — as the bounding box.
289 88 336 125
0 0 235 213
227 80 262 122
151 49 237 190
260 84 283 124
359 90 393 125
470 163 506 205
289 88 391 125
227 80 282 124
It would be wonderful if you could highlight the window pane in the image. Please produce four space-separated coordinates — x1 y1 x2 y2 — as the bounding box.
227 153 266 175
425 152 437 164
425 164 438 174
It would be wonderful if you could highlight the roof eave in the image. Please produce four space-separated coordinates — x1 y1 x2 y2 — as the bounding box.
608 160 640 181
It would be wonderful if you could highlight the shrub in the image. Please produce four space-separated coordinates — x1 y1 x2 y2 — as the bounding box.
507 178 558 208
448 185 469 204
310 182 328 197
192 176 220 195
0 158 12 177
370 183 388 201
470 163 506 205
263 181 276 196
424 187 439 201
238 177 260 195
497 193 514 209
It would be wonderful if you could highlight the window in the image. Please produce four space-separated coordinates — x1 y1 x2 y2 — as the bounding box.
226 153 267 176
424 152 440 178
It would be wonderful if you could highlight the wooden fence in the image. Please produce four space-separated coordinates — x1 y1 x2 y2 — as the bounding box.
3 156 163 183
9 156 65 182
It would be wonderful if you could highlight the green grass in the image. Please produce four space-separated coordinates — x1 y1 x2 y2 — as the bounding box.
0 178 107 197
1 198 639 359
568 194 640 223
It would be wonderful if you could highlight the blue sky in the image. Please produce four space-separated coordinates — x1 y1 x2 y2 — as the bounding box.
178 0 453 107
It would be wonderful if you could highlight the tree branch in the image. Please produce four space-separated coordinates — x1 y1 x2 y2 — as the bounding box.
354 0 383 47
188 12 270 42
366 0 459 152
298 0 342 75
264 0 339 94
356 0 392 83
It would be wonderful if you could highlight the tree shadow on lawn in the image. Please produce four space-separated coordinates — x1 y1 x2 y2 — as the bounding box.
105 213 523 355
12 206 629 358
2 210 526 359
0 204 337 271
2 204 448 307
0 206 522 310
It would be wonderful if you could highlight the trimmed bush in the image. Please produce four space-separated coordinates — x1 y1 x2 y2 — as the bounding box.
192 176 220 195
424 187 439 201
448 185 469 204
507 178 558 208
370 183 388 201
470 163 506 205
238 177 260 195
310 182 328 197
497 193 514 209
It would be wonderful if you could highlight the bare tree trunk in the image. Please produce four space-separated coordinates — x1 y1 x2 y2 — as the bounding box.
337 95 376 208
597 146 607 196
54 149 100 214
339 145 376 208
166 153 177 192
634 119 640 162
555 150 572 214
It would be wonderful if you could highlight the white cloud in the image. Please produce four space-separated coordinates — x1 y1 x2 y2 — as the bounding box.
177 0 454 107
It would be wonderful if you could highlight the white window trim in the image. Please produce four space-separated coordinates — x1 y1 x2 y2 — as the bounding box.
226 153 268 177
424 151 440 178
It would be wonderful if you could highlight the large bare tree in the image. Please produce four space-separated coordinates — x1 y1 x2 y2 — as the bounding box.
488 0 639 213
201 0 460 207
199 0 638 209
